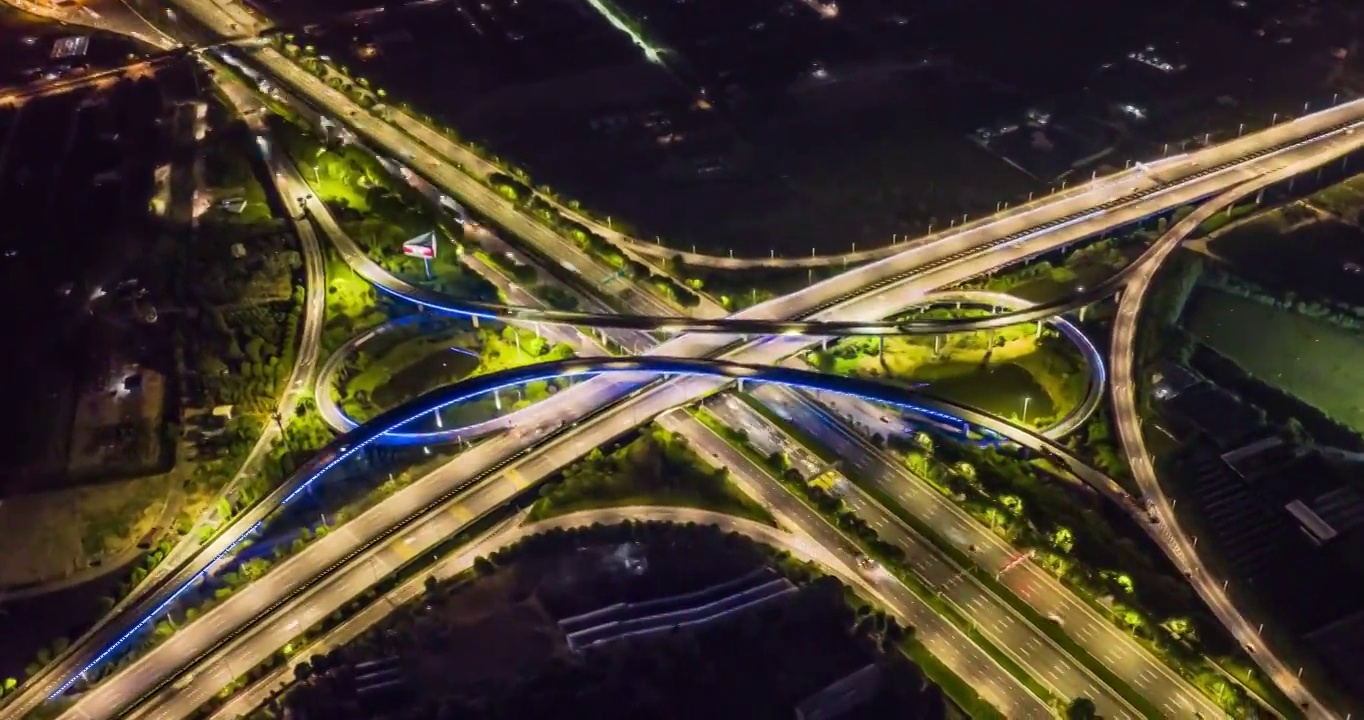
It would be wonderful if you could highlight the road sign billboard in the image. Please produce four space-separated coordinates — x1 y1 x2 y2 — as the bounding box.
402 231 437 259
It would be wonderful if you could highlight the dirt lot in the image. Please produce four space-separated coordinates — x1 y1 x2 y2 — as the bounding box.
66 366 167 478
407 566 566 687
0 471 175 587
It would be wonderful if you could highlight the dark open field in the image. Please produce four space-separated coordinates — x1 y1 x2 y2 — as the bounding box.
0 69 190 494
297 0 1358 257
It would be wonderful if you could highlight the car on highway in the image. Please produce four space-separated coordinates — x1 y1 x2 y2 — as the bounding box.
855 554 877 573
1035 446 1070 469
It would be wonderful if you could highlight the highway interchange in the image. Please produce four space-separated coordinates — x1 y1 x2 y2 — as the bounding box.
40 117 1364 718
5 0 1364 717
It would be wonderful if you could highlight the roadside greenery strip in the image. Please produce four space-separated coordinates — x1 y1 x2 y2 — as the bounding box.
266 37 651 239
738 385 1269 718
724 393 1161 712
691 408 1060 709
254 40 701 313
854 470 1161 718
896 636 1005 720
890 429 1278 718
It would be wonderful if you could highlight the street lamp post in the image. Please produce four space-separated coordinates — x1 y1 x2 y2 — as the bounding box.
1022 396 1032 424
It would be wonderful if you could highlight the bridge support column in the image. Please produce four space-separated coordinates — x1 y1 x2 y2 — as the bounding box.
1035 322 1042 339
472 315 480 328
878 335 885 358
494 388 502 410
933 335 941 356
737 378 745 392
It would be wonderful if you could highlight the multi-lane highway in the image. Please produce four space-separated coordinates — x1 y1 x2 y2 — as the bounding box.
702 396 1144 717
735 385 1219 717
